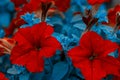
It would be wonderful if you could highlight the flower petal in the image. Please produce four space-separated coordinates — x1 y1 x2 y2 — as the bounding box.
92 60 106 80
75 59 93 80
68 46 91 58
83 31 118 56
87 0 109 5
26 52 44 72
40 36 62 50
100 56 120 76
40 45 61 58
0 72 8 80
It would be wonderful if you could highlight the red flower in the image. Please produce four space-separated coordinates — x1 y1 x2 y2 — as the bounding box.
87 0 109 5
10 22 62 72
0 72 8 80
68 31 120 80
5 3 36 37
5 0 48 36
108 5 120 27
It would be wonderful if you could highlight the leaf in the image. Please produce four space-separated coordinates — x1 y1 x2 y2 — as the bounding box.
30 72 44 80
71 15 82 23
73 23 86 30
7 65 25 75
21 13 40 26
19 72 30 80
51 62 69 80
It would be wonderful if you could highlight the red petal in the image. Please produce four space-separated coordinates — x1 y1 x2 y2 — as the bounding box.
40 36 62 50
11 50 44 72
87 0 109 5
40 37 62 58
68 47 90 67
68 46 91 58
30 22 54 42
13 29 33 49
40 47 57 58
72 59 106 80
12 22 53 46
10 45 34 65
92 60 106 80
108 5 120 26
10 32 34 64
99 40 118 57
100 56 120 76
26 52 44 72
0 72 8 80
79 32 93 54
75 59 93 80
83 31 118 56
40 23 54 39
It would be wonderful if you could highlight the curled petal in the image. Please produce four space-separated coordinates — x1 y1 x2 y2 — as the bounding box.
0 38 16 55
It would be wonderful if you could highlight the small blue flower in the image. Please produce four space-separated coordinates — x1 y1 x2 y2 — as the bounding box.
53 33 79 51
21 13 40 28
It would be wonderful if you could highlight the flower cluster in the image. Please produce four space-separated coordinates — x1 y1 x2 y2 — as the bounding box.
0 0 120 80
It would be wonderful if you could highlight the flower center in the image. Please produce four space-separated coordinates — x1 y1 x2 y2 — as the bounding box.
36 47 41 51
89 55 96 60
89 54 97 61
34 44 41 51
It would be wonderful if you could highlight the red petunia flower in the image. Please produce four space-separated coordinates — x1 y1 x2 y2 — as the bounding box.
68 31 120 80
10 22 62 72
108 5 120 27
87 0 110 5
5 3 35 37
0 72 8 80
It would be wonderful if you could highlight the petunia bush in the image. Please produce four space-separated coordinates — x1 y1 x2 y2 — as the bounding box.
0 0 120 80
